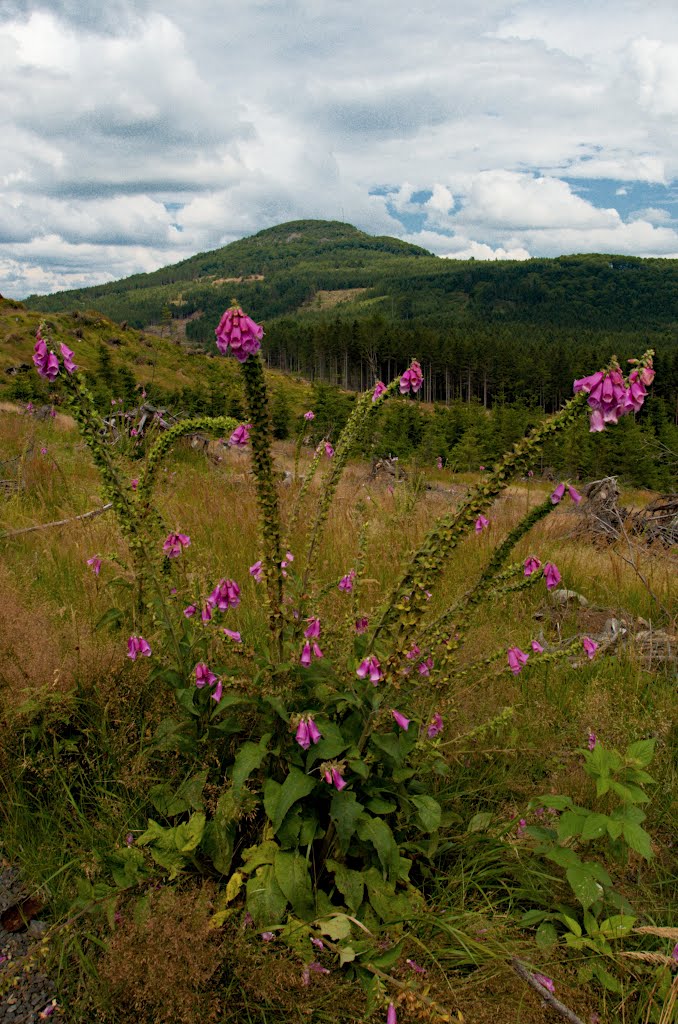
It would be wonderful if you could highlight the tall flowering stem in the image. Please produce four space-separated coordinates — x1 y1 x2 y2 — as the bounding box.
301 378 399 594
137 414 238 513
370 391 587 660
240 354 285 658
420 495 555 657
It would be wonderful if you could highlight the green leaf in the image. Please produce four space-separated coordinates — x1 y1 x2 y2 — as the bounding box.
146 845 188 879
152 716 197 754
241 840 278 874
566 866 603 910
605 819 623 840
365 797 398 814
369 939 406 969
536 794 574 811
535 922 559 949
598 915 636 939
201 793 238 875
625 738 656 767
306 721 350 764
610 781 650 804
621 822 653 859
327 859 364 914
363 868 414 923
174 812 205 852
356 815 400 880
521 910 550 927
106 847 148 889
246 863 288 927
339 946 356 966
592 963 622 993
369 732 404 765
557 811 587 840
149 770 208 817
545 847 582 869
314 914 353 940
330 791 364 854
268 767 316 834
467 811 493 833
274 850 315 920
175 686 200 718
410 795 441 833
231 734 271 796
580 813 610 841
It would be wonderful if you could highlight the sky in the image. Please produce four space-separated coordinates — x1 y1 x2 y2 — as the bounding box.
1 0 678 298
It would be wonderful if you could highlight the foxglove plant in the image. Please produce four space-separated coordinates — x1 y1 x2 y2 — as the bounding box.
36 311 656 1017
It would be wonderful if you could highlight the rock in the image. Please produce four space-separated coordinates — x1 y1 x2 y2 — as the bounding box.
551 588 588 607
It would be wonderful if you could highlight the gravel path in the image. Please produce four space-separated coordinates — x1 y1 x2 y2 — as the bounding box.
0 866 59 1022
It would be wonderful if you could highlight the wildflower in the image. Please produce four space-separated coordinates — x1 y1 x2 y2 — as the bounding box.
111 398 117 406
437 456 443 470
130 428 138 436
281 550 294 568
406 958 426 974
261 931 275 942
527 468 533 477
372 381 386 402
534 974 555 994
249 560 263 582
587 731 597 751
215 305 264 362
242 911 254 929
162 532 190 558
87 556 102 576
400 359 424 394
507 646 529 674
405 643 420 660
531 639 544 653
324 441 334 458
543 562 561 590
387 1003 397 1024
38 446 48 456
195 662 222 702
38 1000 57 1018
304 410 315 420
183 604 196 618
568 484 582 504
295 715 322 749
223 628 241 642
125 833 134 846
229 423 252 448
311 937 324 949
516 818 527 836
418 656 434 676
208 578 241 610
59 342 77 374
475 514 489 533
323 764 347 791
338 570 356 592
357 655 383 684
355 616 369 633
201 601 212 623
300 641 324 666
309 962 330 975
671 943 678 962
392 709 410 731
304 616 321 639
551 482 565 504
301 966 310 986
427 713 443 738
582 636 598 659
131 478 138 491
127 636 151 660
26 401 34 413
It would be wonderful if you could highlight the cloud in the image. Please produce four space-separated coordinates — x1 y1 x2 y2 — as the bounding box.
0 1 677 296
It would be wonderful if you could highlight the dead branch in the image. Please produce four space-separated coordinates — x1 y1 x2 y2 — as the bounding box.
0 503 113 540
511 959 586 1024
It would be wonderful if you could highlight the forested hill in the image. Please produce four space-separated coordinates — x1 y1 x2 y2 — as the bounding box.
22 219 678 415
24 218 678 332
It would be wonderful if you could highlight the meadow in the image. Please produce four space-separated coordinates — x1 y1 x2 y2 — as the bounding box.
0 322 676 1024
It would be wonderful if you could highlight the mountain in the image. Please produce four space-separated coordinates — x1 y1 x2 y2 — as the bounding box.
22 219 678 335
